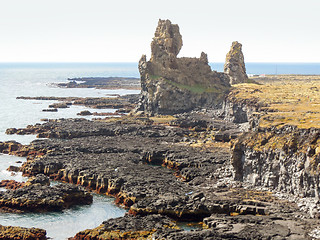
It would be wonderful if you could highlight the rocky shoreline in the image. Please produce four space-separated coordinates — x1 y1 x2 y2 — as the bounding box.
1 19 320 240
1 111 319 239
58 77 140 90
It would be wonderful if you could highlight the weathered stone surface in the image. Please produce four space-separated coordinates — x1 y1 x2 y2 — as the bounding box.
58 77 140 89
16 94 139 114
0 225 47 240
5 109 320 238
25 174 50 187
0 180 24 190
0 141 46 158
202 213 313 240
15 117 242 220
224 41 249 85
77 110 92 116
0 181 92 212
49 102 69 108
231 127 320 202
71 214 178 240
136 19 231 115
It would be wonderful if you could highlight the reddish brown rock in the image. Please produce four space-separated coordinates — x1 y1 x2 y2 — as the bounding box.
0 141 47 159
0 180 25 190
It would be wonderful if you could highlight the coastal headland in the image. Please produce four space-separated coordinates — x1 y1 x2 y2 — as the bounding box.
1 19 320 239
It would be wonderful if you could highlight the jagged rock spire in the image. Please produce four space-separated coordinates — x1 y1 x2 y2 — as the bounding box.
224 41 249 85
135 19 231 115
150 19 183 62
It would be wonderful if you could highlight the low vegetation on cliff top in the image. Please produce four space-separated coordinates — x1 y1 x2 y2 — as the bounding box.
232 75 320 129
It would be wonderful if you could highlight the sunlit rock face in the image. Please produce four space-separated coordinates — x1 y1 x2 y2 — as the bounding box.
136 19 231 115
224 41 249 85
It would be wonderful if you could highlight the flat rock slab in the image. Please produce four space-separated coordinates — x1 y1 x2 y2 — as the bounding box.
71 214 178 240
0 183 92 212
0 225 47 240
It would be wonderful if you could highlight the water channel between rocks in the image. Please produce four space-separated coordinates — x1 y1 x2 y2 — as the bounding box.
0 153 128 239
0 63 140 239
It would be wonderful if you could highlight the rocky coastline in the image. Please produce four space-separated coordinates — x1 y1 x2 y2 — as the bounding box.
2 110 318 239
58 77 140 90
1 19 320 240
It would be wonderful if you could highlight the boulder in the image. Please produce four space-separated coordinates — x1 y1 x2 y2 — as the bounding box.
224 41 249 84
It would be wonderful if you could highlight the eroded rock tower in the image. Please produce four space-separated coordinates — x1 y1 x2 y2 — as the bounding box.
224 41 249 85
136 19 248 115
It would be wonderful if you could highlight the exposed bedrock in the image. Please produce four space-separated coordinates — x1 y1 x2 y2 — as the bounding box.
224 88 320 215
0 174 92 212
224 41 249 85
71 214 179 240
221 86 267 127
232 127 320 200
13 118 266 221
5 115 319 238
136 19 231 115
0 140 46 158
0 225 47 240
72 211 315 239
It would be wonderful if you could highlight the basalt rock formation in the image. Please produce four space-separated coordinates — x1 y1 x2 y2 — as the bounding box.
136 19 231 115
224 41 249 85
6 115 320 238
71 214 179 240
0 225 47 240
0 176 92 212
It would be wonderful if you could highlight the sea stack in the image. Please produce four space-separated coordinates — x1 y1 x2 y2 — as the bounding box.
224 41 249 85
136 19 231 115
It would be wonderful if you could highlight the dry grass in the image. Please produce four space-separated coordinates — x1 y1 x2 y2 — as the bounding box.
150 115 177 124
232 75 320 129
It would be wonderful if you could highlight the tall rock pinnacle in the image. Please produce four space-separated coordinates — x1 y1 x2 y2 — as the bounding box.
224 41 249 85
135 19 231 115
150 19 183 62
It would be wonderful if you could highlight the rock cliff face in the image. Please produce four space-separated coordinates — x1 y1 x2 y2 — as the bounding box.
224 41 249 85
136 19 231 115
230 127 320 216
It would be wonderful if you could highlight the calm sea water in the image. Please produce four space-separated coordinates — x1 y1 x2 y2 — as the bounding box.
0 62 318 239
0 63 138 239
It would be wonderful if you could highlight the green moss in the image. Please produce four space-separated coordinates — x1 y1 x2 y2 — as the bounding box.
164 79 226 94
149 74 161 80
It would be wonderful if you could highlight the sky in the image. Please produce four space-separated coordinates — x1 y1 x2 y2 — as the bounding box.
0 0 319 63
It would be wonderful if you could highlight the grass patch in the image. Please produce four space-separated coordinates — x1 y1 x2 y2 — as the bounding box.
231 75 320 129
150 115 177 124
164 79 225 94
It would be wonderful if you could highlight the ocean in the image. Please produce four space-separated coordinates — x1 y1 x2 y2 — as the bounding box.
0 62 319 239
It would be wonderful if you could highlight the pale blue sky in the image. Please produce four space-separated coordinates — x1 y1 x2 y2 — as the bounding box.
0 0 319 62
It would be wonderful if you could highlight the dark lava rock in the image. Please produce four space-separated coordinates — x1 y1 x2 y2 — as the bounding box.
25 174 50 187
0 183 92 212
71 214 178 240
59 77 140 89
77 110 92 116
42 108 58 112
